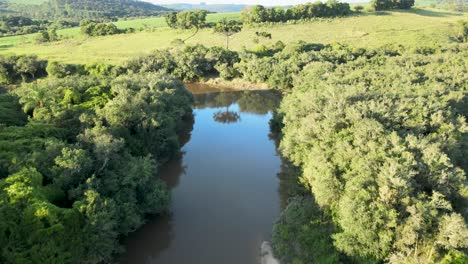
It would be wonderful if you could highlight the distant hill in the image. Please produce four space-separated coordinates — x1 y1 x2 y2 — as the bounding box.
2 0 171 21
161 3 247 12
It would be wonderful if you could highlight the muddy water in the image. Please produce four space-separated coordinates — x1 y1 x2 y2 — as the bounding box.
122 86 285 264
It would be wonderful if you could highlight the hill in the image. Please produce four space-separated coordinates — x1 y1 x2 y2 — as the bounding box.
2 0 171 21
161 3 247 12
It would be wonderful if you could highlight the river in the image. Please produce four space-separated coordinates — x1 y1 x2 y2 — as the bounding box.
122 85 285 264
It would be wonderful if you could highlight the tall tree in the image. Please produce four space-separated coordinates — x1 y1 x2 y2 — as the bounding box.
214 19 242 50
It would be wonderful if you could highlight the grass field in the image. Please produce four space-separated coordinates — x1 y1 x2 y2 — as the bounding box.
0 8 465 64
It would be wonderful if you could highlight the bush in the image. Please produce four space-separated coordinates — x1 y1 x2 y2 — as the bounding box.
354 5 364 12
242 1 352 24
272 197 341 264
454 20 468 43
80 19 122 37
46 61 79 78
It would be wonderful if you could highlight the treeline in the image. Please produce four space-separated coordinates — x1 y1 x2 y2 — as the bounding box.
271 44 468 263
127 41 451 91
79 19 128 37
165 10 207 30
0 15 76 37
371 0 415 10
0 15 47 36
7 0 171 22
0 56 192 262
242 1 352 24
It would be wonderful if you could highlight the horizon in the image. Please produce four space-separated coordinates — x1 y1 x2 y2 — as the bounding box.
147 0 369 6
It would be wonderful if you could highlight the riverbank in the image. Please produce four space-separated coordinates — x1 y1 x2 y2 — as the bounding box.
187 77 269 93
261 241 280 264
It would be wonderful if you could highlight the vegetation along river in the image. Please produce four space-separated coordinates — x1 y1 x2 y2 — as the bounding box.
122 85 286 264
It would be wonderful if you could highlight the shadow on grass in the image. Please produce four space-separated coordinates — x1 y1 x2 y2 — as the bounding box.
350 8 463 18
395 8 464 17
350 11 392 17
0 44 13 50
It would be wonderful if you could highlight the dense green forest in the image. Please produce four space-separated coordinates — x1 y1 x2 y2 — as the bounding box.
0 56 192 262
0 0 170 21
272 43 468 264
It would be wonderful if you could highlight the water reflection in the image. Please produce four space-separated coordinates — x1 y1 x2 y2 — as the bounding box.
192 90 281 113
123 87 284 264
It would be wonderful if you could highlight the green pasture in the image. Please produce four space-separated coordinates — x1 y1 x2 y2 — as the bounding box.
0 8 465 64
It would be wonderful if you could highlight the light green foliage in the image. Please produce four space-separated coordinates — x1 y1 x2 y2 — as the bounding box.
97 73 192 157
125 45 239 82
278 45 468 262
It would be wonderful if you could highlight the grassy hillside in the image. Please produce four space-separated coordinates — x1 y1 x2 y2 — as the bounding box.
4 0 47 4
4 0 170 21
0 8 465 64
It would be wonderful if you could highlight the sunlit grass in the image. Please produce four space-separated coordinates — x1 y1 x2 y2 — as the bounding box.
0 8 465 64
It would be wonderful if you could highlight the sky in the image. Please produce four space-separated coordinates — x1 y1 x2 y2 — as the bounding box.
148 0 367 5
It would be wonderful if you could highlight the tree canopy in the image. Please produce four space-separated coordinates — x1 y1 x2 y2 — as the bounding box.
0 59 192 263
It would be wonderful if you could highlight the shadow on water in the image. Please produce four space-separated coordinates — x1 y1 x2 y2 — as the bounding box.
120 112 194 263
123 213 175 264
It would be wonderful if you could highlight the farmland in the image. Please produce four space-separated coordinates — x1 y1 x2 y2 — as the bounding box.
0 8 465 64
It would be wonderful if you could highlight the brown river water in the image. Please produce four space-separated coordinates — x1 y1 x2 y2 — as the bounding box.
122 85 287 264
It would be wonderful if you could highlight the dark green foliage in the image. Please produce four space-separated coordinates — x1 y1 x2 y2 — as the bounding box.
370 0 415 11
0 63 192 263
0 54 47 84
165 10 207 40
272 197 341 264
0 94 27 127
354 5 364 12
10 0 171 22
255 31 272 39
80 19 123 37
241 1 352 24
0 15 48 36
35 28 59 43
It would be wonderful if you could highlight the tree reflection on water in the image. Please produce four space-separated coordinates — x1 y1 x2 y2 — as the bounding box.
191 90 281 125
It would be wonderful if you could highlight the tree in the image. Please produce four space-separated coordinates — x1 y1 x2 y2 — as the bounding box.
354 5 364 12
214 19 242 50
14 55 41 80
165 12 178 28
165 10 207 41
